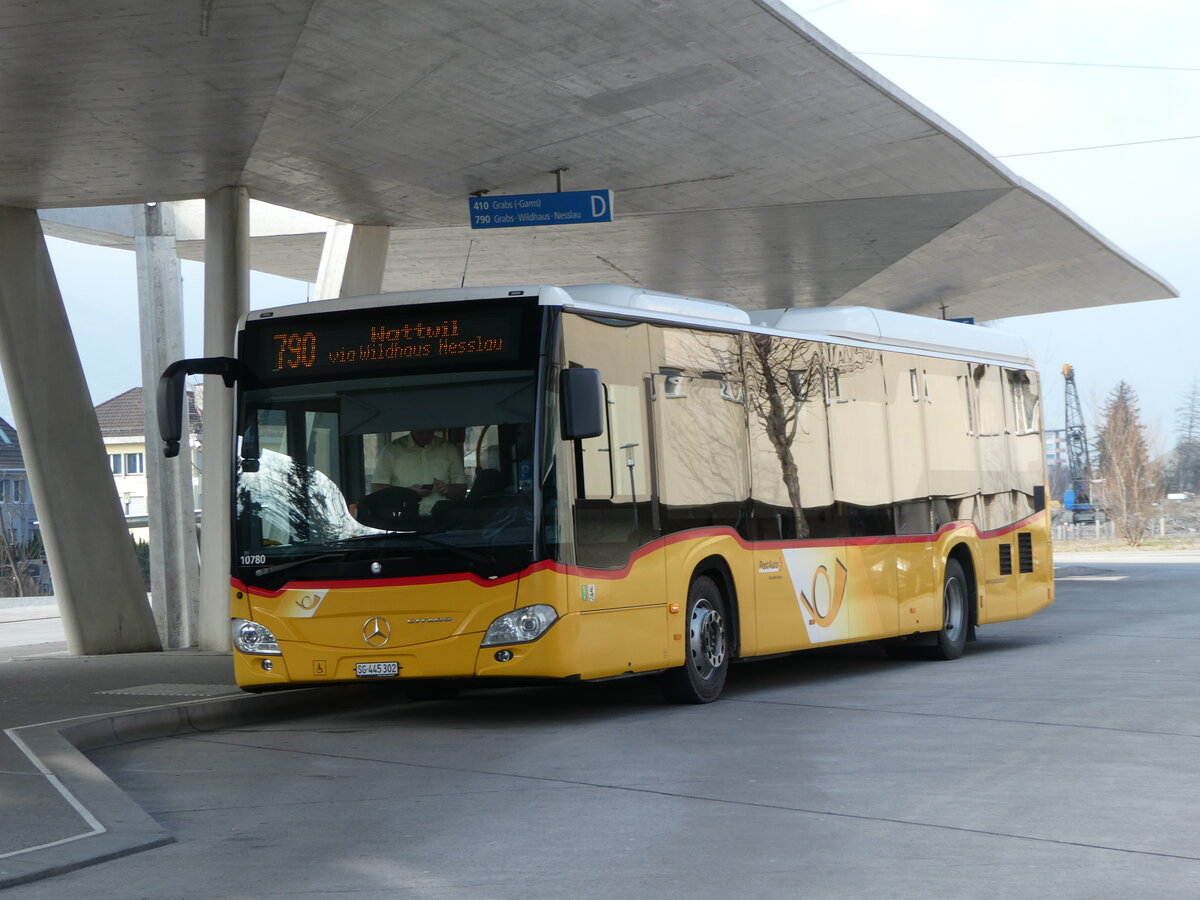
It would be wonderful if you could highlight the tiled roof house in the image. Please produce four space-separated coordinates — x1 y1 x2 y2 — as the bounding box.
95 387 202 523
0 414 35 540
0 415 48 593
94 386 202 440
0 414 25 472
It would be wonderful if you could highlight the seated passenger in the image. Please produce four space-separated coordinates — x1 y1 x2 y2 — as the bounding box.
370 429 467 516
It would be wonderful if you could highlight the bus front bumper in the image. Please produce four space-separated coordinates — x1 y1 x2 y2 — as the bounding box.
233 613 586 690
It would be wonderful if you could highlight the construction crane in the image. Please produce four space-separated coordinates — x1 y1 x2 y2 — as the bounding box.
1062 364 1097 523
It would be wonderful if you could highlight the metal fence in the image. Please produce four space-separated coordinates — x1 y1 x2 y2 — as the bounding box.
1053 517 1199 542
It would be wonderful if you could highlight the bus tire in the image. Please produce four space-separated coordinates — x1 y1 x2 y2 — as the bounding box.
931 558 969 660
660 575 730 704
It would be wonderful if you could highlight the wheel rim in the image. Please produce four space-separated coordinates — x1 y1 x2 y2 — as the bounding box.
688 598 726 679
943 575 966 641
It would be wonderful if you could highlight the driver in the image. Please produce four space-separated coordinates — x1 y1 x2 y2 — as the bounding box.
370 429 467 516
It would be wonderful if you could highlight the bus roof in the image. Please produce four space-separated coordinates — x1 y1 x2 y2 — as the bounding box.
750 306 1035 368
549 284 1035 368
245 282 1036 369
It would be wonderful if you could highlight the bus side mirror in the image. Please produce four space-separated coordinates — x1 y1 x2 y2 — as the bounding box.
157 356 240 458
560 368 604 440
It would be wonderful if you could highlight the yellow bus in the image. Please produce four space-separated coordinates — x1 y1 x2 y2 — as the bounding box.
160 284 1053 702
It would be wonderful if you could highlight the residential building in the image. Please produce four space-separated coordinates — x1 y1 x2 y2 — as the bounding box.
0 415 51 594
95 387 202 538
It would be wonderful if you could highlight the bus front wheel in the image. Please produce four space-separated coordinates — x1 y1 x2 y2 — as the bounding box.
660 575 730 704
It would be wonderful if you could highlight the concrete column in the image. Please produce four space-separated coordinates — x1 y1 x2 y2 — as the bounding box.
0 206 160 654
134 202 201 648
314 222 390 300
198 187 249 651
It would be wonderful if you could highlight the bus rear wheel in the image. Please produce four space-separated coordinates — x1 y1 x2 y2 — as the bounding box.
660 575 730 704
931 558 969 660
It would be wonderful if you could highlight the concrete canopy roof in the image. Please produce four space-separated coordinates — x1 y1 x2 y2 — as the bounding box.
9 0 1174 317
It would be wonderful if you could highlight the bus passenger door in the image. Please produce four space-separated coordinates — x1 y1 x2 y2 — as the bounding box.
883 353 934 635
975 364 1018 621
562 317 668 677
649 371 754 653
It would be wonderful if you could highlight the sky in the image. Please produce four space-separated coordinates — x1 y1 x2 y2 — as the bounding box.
797 0 1200 445
1 0 1197 450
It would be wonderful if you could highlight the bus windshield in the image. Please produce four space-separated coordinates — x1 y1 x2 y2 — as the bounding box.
234 368 542 588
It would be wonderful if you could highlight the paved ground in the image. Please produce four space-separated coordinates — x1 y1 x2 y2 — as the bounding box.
2 552 1199 897
0 599 64 660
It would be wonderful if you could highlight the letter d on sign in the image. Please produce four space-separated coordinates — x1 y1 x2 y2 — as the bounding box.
591 193 608 219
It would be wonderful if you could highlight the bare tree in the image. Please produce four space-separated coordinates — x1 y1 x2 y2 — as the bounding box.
1096 381 1161 546
740 334 875 538
741 333 822 537
1167 379 1200 493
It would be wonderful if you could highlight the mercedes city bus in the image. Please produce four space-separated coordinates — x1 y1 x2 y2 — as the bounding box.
159 283 1053 702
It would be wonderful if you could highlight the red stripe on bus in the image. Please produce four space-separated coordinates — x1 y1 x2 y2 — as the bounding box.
232 510 1045 595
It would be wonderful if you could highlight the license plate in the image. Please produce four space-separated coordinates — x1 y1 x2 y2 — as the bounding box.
356 661 399 678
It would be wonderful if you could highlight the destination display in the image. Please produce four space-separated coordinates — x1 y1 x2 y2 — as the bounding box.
469 189 613 229
242 299 535 383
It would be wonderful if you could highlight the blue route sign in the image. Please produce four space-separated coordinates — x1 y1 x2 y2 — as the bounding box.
468 189 614 229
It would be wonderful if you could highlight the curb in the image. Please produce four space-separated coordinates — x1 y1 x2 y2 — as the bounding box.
0 685 368 889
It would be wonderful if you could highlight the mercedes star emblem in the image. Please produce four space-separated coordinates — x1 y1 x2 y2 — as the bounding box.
362 616 391 647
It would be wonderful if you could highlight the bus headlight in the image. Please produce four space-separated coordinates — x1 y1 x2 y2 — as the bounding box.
232 618 282 655
481 605 558 647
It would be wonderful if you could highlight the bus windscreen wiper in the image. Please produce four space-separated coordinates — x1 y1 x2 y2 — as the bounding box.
330 531 496 568
409 533 496 567
253 552 348 578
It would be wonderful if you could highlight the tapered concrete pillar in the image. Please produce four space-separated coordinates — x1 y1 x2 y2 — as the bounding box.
135 202 201 648
198 187 249 651
0 206 160 654
315 222 390 300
